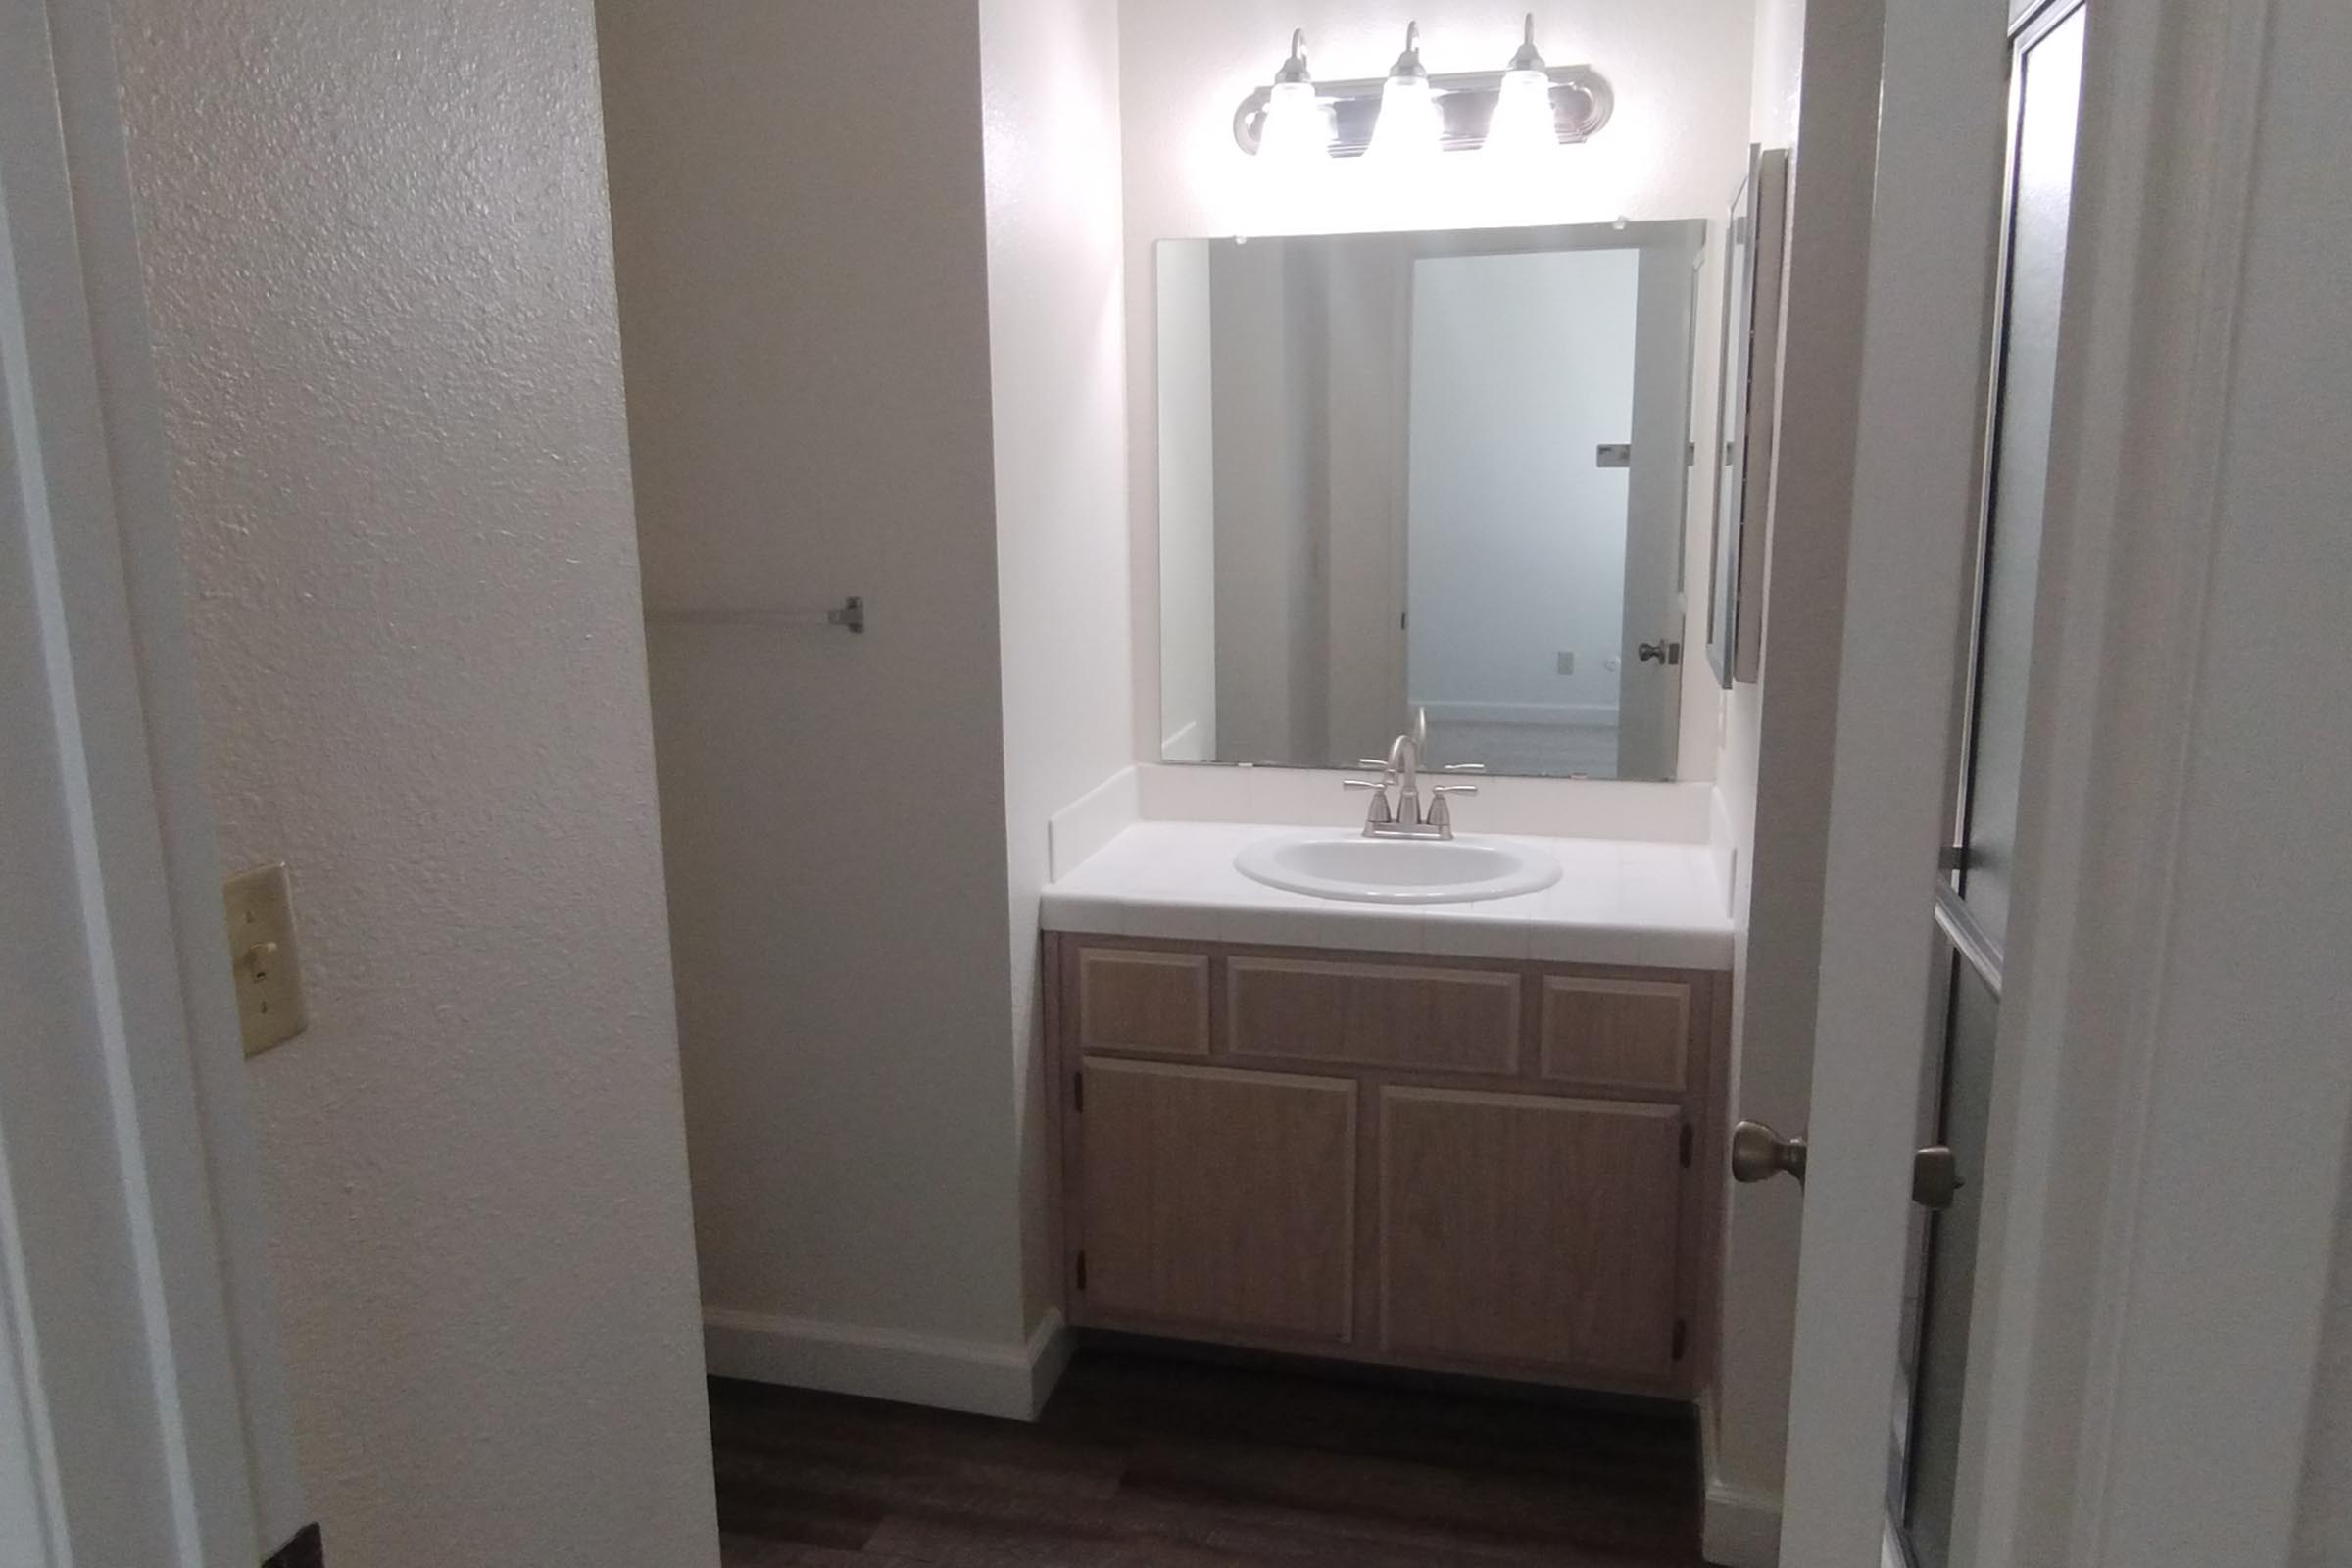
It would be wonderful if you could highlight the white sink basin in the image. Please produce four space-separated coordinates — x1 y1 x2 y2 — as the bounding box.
1234 832 1563 905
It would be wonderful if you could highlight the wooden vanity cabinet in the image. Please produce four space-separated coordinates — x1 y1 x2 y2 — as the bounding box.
1076 1060 1356 1343
1044 933 1730 1398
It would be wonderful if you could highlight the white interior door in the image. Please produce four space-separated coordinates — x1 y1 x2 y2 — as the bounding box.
1614 232 1704 782
1777 0 2352 1563
1767 0 2014 1560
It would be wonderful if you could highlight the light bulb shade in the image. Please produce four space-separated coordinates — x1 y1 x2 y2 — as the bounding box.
1367 75 1442 168
1486 68 1558 161
1257 78 1333 167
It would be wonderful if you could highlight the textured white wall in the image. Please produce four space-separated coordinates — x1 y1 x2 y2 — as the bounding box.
2300 1153 2352 1564
2263 2 2352 1555
599 0 1031 1362
601 0 1130 1387
103 0 720 1562
977 0 1136 1333
1120 0 1754 784
2097 0 2352 1544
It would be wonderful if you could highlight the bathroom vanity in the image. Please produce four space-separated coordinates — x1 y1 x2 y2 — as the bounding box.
1086 188 1753 1402
1041 820 1732 1400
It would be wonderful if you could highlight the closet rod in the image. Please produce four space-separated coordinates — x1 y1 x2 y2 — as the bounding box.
645 596 864 634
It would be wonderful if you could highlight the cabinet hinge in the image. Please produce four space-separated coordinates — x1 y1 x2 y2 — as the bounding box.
1074 1250 1087 1291
1073 1071 1084 1112
1679 1122 1694 1168
1672 1318 1689 1362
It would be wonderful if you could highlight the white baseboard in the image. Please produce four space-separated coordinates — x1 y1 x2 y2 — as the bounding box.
704 1306 1072 1422
1698 1386 1783 1567
1025 1307 1074 1412
1414 699 1621 727
1704 1481 1783 1568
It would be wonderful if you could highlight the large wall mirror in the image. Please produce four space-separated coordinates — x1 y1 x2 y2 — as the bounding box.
1155 220 1705 781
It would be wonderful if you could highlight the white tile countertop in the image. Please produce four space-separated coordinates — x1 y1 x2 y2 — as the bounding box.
1040 821 1734 971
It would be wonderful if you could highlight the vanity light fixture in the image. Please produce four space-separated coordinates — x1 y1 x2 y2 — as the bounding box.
1253 29 1335 170
1365 24 1442 170
1485 16 1562 165
1232 17 1609 160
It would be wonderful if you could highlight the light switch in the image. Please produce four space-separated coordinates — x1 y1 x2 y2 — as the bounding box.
223 862 308 1057
1556 651 1576 675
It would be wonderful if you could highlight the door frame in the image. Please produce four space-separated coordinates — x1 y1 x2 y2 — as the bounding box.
1946 0 2351 1561
1788 0 2352 1563
1 0 305 1560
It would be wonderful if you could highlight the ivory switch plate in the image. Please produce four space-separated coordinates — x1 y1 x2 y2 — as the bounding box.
223 862 308 1057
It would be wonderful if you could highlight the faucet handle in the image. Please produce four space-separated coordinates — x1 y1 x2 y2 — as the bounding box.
1441 762 1487 774
1342 778 1388 791
1425 783 1474 838
1357 759 1395 771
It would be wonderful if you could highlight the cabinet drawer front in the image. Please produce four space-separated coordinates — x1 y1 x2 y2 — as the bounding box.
1538 977 1691 1094
1077 948 1210 1056
1078 1059 1356 1343
1227 957 1520 1074
1378 1087 1683 1380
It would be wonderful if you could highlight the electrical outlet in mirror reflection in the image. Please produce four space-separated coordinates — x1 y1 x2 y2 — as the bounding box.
223 862 308 1056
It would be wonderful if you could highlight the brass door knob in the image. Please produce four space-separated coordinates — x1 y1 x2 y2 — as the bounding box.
1731 1120 1809 1185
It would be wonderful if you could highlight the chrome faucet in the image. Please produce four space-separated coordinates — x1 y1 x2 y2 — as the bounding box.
1386 727 1423 830
1343 710 1483 839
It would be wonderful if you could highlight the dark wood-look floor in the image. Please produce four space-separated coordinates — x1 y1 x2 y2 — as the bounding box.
710 1346 1707 1566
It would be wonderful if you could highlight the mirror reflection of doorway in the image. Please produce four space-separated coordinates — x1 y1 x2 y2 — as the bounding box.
1405 248 1640 779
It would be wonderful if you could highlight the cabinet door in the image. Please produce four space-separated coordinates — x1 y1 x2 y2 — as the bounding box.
1379 1087 1683 1381
1077 1059 1356 1344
